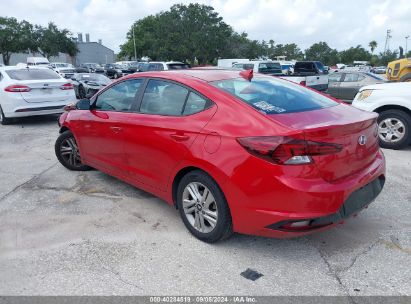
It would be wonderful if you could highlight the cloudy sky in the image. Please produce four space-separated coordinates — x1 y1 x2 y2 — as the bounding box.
1 0 410 54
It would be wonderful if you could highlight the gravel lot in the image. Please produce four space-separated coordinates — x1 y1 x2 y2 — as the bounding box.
0 115 410 297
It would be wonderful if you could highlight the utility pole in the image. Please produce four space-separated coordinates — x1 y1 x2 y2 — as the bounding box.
384 29 392 56
132 25 137 61
406 35 410 57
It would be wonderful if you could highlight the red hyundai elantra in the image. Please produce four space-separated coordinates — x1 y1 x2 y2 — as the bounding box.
55 69 385 243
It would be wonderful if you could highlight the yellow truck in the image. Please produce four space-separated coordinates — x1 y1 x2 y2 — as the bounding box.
386 58 411 82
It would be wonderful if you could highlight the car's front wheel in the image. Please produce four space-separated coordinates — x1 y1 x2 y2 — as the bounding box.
55 130 91 171
177 170 233 243
113 72 119 79
0 105 12 125
377 109 411 149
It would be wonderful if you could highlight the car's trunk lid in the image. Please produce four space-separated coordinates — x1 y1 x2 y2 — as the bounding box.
19 79 71 103
267 104 379 182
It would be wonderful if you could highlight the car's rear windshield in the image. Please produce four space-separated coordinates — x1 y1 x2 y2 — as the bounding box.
258 62 282 74
167 63 190 70
294 62 316 72
6 69 61 80
366 72 386 81
211 76 337 114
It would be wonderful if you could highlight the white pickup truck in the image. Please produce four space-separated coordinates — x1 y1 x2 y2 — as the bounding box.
280 61 329 92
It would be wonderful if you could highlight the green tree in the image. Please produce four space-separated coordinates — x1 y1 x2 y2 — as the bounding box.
119 3 269 65
120 4 236 64
305 42 339 65
369 40 377 54
378 50 398 65
339 45 371 64
35 22 78 59
0 17 35 65
271 43 303 60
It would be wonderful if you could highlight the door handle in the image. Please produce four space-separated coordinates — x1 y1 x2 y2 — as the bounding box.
110 126 122 133
170 134 190 141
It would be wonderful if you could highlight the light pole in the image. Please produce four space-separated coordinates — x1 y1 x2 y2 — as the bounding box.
406 35 410 57
132 26 137 61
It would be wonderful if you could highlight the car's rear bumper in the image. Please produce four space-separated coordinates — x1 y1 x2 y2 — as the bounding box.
225 150 386 238
3 103 69 118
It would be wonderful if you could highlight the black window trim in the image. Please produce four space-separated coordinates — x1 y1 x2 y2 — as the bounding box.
135 77 215 117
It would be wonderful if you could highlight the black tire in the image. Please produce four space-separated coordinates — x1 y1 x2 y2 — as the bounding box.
0 105 12 125
55 130 91 171
78 85 86 99
177 170 233 243
113 73 119 79
377 109 411 149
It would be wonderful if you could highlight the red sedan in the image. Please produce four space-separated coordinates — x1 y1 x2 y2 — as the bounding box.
55 69 386 243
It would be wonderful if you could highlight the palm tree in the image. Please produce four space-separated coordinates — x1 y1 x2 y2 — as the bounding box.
369 40 377 54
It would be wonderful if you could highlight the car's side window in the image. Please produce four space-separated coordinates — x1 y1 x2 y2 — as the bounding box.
183 92 209 115
328 73 342 82
343 73 359 82
140 80 189 116
94 79 143 112
357 74 366 81
0 72 3 81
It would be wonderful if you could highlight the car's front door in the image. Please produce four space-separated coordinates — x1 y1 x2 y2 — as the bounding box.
75 79 144 177
123 79 217 191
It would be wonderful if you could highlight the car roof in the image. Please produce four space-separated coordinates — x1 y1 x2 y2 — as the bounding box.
127 68 248 82
0 65 49 71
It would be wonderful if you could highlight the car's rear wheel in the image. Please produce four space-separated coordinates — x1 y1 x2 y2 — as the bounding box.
55 130 91 171
177 170 233 243
377 109 411 149
114 73 119 79
0 105 12 125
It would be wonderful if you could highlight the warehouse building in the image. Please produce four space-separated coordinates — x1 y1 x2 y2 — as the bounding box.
0 33 115 66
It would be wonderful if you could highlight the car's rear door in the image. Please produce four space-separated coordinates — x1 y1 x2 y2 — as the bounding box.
74 79 144 177
338 73 362 101
123 79 217 191
327 73 344 99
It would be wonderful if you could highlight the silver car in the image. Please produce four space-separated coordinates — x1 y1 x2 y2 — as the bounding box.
327 72 386 103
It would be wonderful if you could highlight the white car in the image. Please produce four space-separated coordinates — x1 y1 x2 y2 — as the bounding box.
232 60 283 76
147 61 190 71
0 66 76 125
352 82 411 149
49 62 76 79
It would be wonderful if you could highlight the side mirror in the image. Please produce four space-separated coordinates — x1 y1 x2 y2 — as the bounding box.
76 99 91 110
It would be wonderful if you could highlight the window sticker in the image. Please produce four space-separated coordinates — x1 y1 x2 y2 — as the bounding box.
253 101 286 113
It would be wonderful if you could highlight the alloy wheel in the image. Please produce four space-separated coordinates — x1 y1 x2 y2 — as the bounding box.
182 182 218 233
59 137 82 168
378 118 405 143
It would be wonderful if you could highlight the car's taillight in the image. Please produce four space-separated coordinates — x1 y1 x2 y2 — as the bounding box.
60 83 74 90
299 80 306 86
237 136 343 165
4 85 31 92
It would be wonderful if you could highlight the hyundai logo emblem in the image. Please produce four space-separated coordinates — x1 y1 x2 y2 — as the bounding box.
358 135 367 146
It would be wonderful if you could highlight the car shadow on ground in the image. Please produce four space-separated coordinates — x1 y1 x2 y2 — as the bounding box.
5 114 60 127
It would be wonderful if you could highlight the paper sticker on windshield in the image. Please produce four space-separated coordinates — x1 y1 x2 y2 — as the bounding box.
253 101 286 113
